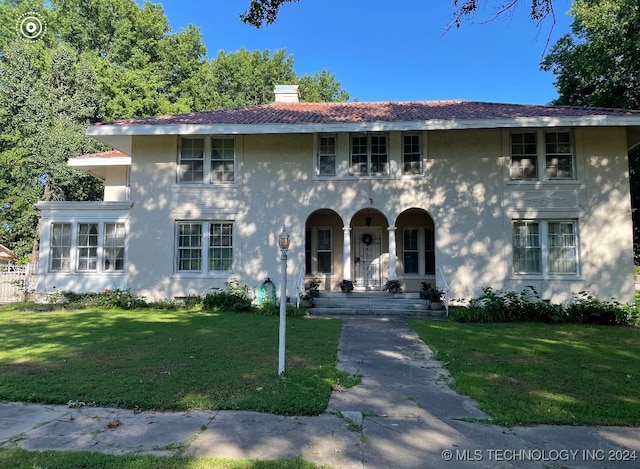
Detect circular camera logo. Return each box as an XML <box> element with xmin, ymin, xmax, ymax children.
<box><xmin>16</xmin><ymin>12</ymin><xmax>47</xmax><ymax>42</ymax></box>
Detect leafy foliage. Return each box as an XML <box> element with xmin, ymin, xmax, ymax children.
<box><xmin>0</xmin><ymin>0</ymin><xmax>349</xmax><ymax>263</ymax></box>
<box><xmin>450</xmin><ymin>286</ymin><xmax>639</xmax><ymax>325</ymax></box>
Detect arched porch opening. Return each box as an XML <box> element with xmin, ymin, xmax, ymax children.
<box><xmin>304</xmin><ymin>209</ymin><xmax>344</xmax><ymax>291</ymax></box>
<box><xmin>396</xmin><ymin>208</ymin><xmax>436</xmax><ymax>292</ymax></box>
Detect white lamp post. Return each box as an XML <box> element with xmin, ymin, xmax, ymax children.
<box><xmin>277</xmin><ymin>226</ymin><xmax>290</xmax><ymax>375</ymax></box>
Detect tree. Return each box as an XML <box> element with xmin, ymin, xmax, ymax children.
<box><xmin>542</xmin><ymin>0</ymin><xmax>640</xmax><ymax>261</ymax></box>
<box><xmin>240</xmin><ymin>0</ymin><xmax>556</xmax><ymax>28</ymax></box>
<box><xmin>541</xmin><ymin>0</ymin><xmax>640</xmax><ymax>109</ymax></box>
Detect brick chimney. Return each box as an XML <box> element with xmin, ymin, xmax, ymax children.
<box><xmin>274</xmin><ymin>85</ymin><xmax>300</xmax><ymax>103</ymax></box>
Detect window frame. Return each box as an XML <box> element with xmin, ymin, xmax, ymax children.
<box><xmin>178</xmin><ymin>136</ymin><xmax>236</xmax><ymax>185</ymax></box>
<box><xmin>317</xmin><ymin>134</ymin><xmax>337</xmax><ymax>176</ymax></box>
<box><xmin>402</xmin><ymin>133</ymin><xmax>422</xmax><ymax>175</ymax></box>
<box><xmin>509</xmin><ymin>129</ymin><xmax>575</xmax><ymax>181</ymax></box>
<box><xmin>305</xmin><ymin>227</ymin><xmax>333</xmax><ymax>275</ymax></box>
<box><xmin>350</xmin><ymin>133</ymin><xmax>389</xmax><ymax>177</ymax></box>
<box><xmin>103</xmin><ymin>223</ymin><xmax>126</xmax><ymax>272</ymax></box>
<box><xmin>512</xmin><ymin>219</ymin><xmax>579</xmax><ymax>276</ymax></box>
<box><xmin>50</xmin><ymin>223</ymin><xmax>72</xmax><ymax>272</ymax></box>
<box><xmin>175</xmin><ymin>221</ymin><xmax>235</xmax><ymax>275</ymax></box>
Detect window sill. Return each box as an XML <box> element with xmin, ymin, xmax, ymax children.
<box><xmin>506</xmin><ymin>180</ymin><xmax>581</xmax><ymax>187</ymax></box>
<box><xmin>172</xmin><ymin>272</ymin><xmax>233</xmax><ymax>278</ymax></box>
<box><xmin>509</xmin><ymin>275</ymin><xmax>584</xmax><ymax>281</ymax></box>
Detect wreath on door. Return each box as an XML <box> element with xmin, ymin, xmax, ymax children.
<box><xmin>361</xmin><ymin>233</ymin><xmax>373</xmax><ymax>246</ymax></box>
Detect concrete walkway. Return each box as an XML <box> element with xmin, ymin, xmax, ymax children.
<box><xmin>1</xmin><ymin>316</ymin><xmax>639</xmax><ymax>468</ymax></box>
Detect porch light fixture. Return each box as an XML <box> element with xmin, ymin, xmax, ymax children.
<box><xmin>277</xmin><ymin>226</ymin><xmax>290</xmax><ymax>375</ymax></box>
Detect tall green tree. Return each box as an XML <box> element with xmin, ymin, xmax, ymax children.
<box><xmin>541</xmin><ymin>0</ymin><xmax>640</xmax><ymax>109</ymax></box>
<box><xmin>0</xmin><ymin>41</ymin><xmax>103</xmax><ymax>260</ymax></box>
<box><xmin>542</xmin><ymin>0</ymin><xmax>640</xmax><ymax>261</ymax></box>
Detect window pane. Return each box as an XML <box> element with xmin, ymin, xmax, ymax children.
<box><xmin>77</xmin><ymin>223</ymin><xmax>98</xmax><ymax>271</ymax></box>
<box><xmin>403</xmin><ymin>134</ymin><xmax>421</xmax><ymax>174</ymax></box>
<box><xmin>425</xmin><ymin>227</ymin><xmax>435</xmax><ymax>275</ymax></box>
<box><xmin>316</xmin><ymin>229</ymin><xmax>332</xmax><ymax>274</ymax></box>
<box><xmin>403</xmin><ymin>228</ymin><xmax>419</xmax><ymax>274</ymax></box>
<box><xmin>545</xmin><ymin>132</ymin><xmax>573</xmax><ymax>179</ymax></box>
<box><xmin>371</xmin><ymin>135</ymin><xmax>388</xmax><ymax>174</ymax></box>
<box><xmin>50</xmin><ymin>223</ymin><xmax>71</xmax><ymax>272</ymax></box>
<box><xmin>211</xmin><ymin>138</ymin><xmax>235</xmax><ymax>183</ymax></box>
<box><xmin>510</xmin><ymin>132</ymin><xmax>537</xmax><ymax>180</ymax></box>
<box><xmin>548</xmin><ymin>222</ymin><xmax>577</xmax><ymax>273</ymax></box>
<box><xmin>177</xmin><ymin>223</ymin><xmax>202</xmax><ymax>271</ymax></box>
<box><xmin>318</xmin><ymin>136</ymin><xmax>336</xmax><ymax>175</ymax></box>
<box><xmin>209</xmin><ymin>223</ymin><xmax>233</xmax><ymax>271</ymax></box>
<box><xmin>513</xmin><ymin>221</ymin><xmax>541</xmax><ymax>273</ymax></box>
<box><xmin>351</xmin><ymin>136</ymin><xmax>368</xmax><ymax>175</ymax></box>
<box><xmin>179</xmin><ymin>138</ymin><xmax>204</xmax><ymax>182</ymax></box>
<box><xmin>104</xmin><ymin>223</ymin><xmax>125</xmax><ymax>271</ymax></box>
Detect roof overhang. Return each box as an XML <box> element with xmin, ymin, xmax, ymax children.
<box><xmin>68</xmin><ymin>153</ymin><xmax>131</xmax><ymax>180</ymax></box>
<box><xmin>87</xmin><ymin>115</ymin><xmax>640</xmax><ymax>139</ymax></box>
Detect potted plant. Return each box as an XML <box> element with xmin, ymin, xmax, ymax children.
<box><xmin>336</xmin><ymin>279</ymin><xmax>354</xmax><ymax>293</ymax></box>
<box><xmin>419</xmin><ymin>281</ymin><xmax>431</xmax><ymax>300</ymax></box>
<box><xmin>383</xmin><ymin>279</ymin><xmax>402</xmax><ymax>294</ymax></box>
<box><xmin>305</xmin><ymin>277</ymin><xmax>320</xmax><ymax>298</ymax></box>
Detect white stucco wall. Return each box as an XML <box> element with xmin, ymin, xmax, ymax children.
<box><xmin>37</xmin><ymin>125</ymin><xmax>635</xmax><ymax>304</ymax></box>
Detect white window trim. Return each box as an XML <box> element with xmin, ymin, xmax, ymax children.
<box><xmin>507</xmin><ymin>129</ymin><xmax>577</xmax><ymax>183</ymax></box>
<box><xmin>402</xmin><ymin>132</ymin><xmax>423</xmax><ymax>176</ymax></box>
<box><xmin>178</xmin><ymin>136</ymin><xmax>236</xmax><ymax>186</ymax></box>
<box><xmin>49</xmin><ymin>221</ymin><xmax>127</xmax><ymax>274</ymax></box>
<box><xmin>349</xmin><ymin>133</ymin><xmax>389</xmax><ymax>177</ymax></box>
<box><xmin>511</xmin><ymin>219</ymin><xmax>580</xmax><ymax>278</ymax></box>
<box><xmin>316</xmin><ymin>134</ymin><xmax>337</xmax><ymax>177</ymax></box>
<box><xmin>174</xmin><ymin>221</ymin><xmax>235</xmax><ymax>276</ymax></box>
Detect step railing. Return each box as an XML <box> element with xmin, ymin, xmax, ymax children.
<box><xmin>438</xmin><ymin>267</ymin><xmax>450</xmax><ymax>315</ymax></box>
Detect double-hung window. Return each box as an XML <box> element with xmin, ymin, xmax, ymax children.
<box><xmin>176</xmin><ymin>221</ymin><xmax>234</xmax><ymax>274</ymax></box>
<box><xmin>403</xmin><ymin>133</ymin><xmax>422</xmax><ymax>175</ymax></box>
<box><xmin>77</xmin><ymin>223</ymin><xmax>99</xmax><ymax>271</ymax></box>
<box><xmin>317</xmin><ymin>135</ymin><xmax>336</xmax><ymax>176</ymax></box>
<box><xmin>179</xmin><ymin>137</ymin><xmax>235</xmax><ymax>184</ymax></box>
<box><xmin>401</xmin><ymin>227</ymin><xmax>435</xmax><ymax>275</ymax></box>
<box><xmin>403</xmin><ymin>228</ymin><xmax>419</xmax><ymax>274</ymax></box>
<box><xmin>50</xmin><ymin>223</ymin><xmax>71</xmax><ymax>272</ymax></box>
<box><xmin>305</xmin><ymin>227</ymin><xmax>333</xmax><ymax>274</ymax></box>
<box><xmin>178</xmin><ymin>138</ymin><xmax>205</xmax><ymax>183</ymax></box>
<box><xmin>512</xmin><ymin>220</ymin><xmax>578</xmax><ymax>275</ymax></box>
<box><xmin>510</xmin><ymin>130</ymin><xmax>574</xmax><ymax>181</ymax></box>
<box><xmin>104</xmin><ymin>223</ymin><xmax>126</xmax><ymax>271</ymax></box>
<box><xmin>350</xmin><ymin>134</ymin><xmax>388</xmax><ymax>176</ymax></box>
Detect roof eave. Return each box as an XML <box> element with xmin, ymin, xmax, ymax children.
<box><xmin>86</xmin><ymin>115</ymin><xmax>640</xmax><ymax>137</ymax></box>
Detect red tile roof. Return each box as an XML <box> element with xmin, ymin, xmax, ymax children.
<box><xmin>95</xmin><ymin>101</ymin><xmax>640</xmax><ymax>127</ymax></box>
<box><xmin>73</xmin><ymin>150</ymin><xmax>128</xmax><ymax>159</ymax></box>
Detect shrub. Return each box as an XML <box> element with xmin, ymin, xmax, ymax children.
<box><xmin>202</xmin><ymin>278</ymin><xmax>252</xmax><ymax>311</ymax></box>
<box><xmin>452</xmin><ymin>287</ymin><xmax>634</xmax><ymax>325</ymax></box>
<box><xmin>96</xmin><ymin>289</ymin><xmax>147</xmax><ymax>309</ymax></box>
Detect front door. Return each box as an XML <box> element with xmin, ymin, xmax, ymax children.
<box><xmin>353</xmin><ymin>227</ymin><xmax>382</xmax><ymax>290</ymax></box>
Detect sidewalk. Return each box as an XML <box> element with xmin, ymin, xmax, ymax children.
<box><xmin>1</xmin><ymin>316</ymin><xmax>639</xmax><ymax>468</ymax></box>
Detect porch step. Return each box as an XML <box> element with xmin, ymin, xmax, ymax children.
<box><xmin>309</xmin><ymin>292</ymin><xmax>446</xmax><ymax>318</ymax></box>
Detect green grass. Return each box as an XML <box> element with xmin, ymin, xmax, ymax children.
<box><xmin>409</xmin><ymin>320</ymin><xmax>640</xmax><ymax>426</ymax></box>
<box><xmin>0</xmin><ymin>448</ymin><xmax>319</xmax><ymax>469</ymax></box>
<box><xmin>0</xmin><ymin>305</ymin><xmax>358</xmax><ymax>415</ymax></box>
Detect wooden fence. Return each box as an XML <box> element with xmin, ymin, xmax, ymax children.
<box><xmin>0</xmin><ymin>264</ymin><xmax>30</xmax><ymax>303</ymax></box>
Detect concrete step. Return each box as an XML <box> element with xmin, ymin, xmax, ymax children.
<box><xmin>308</xmin><ymin>292</ymin><xmax>446</xmax><ymax>318</ymax></box>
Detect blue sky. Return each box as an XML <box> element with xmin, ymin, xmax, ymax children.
<box><xmin>157</xmin><ymin>0</ymin><xmax>574</xmax><ymax>105</ymax></box>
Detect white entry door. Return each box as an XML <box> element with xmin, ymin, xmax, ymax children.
<box><xmin>353</xmin><ymin>227</ymin><xmax>382</xmax><ymax>290</ymax></box>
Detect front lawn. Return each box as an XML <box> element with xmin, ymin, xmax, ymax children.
<box><xmin>0</xmin><ymin>306</ymin><xmax>357</xmax><ymax>415</ymax></box>
<box><xmin>409</xmin><ymin>321</ymin><xmax>640</xmax><ymax>426</ymax></box>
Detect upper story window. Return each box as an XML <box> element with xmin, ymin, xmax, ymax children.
<box><xmin>510</xmin><ymin>130</ymin><xmax>574</xmax><ymax>181</ymax></box>
<box><xmin>350</xmin><ymin>134</ymin><xmax>388</xmax><ymax>176</ymax></box>
<box><xmin>403</xmin><ymin>133</ymin><xmax>422</xmax><ymax>175</ymax></box>
<box><xmin>178</xmin><ymin>137</ymin><xmax>235</xmax><ymax>184</ymax></box>
<box><xmin>317</xmin><ymin>135</ymin><xmax>336</xmax><ymax>176</ymax></box>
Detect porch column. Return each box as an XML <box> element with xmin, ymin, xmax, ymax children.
<box><xmin>342</xmin><ymin>227</ymin><xmax>351</xmax><ymax>280</ymax></box>
<box><xmin>387</xmin><ymin>227</ymin><xmax>397</xmax><ymax>281</ymax></box>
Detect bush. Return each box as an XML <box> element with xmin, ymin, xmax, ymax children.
<box><xmin>450</xmin><ymin>287</ymin><xmax>632</xmax><ymax>325</ymax></box>
<box><xmin>202</xmin><ymin>278</ymin><xmax>252</xmax><ymax>311</ymax></box>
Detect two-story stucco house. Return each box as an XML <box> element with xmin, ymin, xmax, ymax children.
<box><xmin>35</xmin><ymin>85</ymin><xmax>640</xmax><ymax>304</ymax></box>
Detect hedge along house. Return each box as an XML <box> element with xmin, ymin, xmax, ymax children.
<box><xmin>35</xmin><ymin>85</ymin><xmax>640</xmax><ymax>303</ymax></box>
